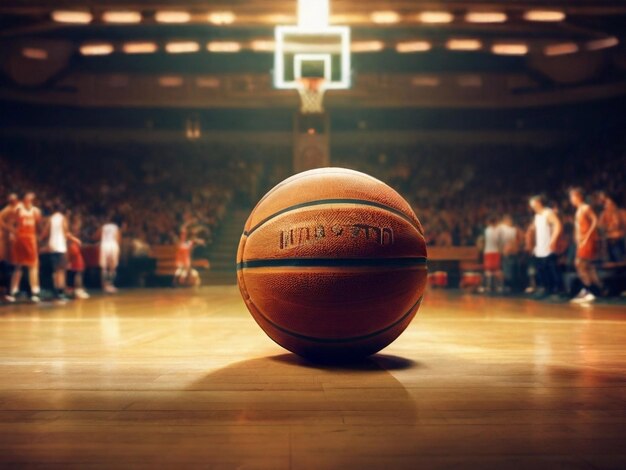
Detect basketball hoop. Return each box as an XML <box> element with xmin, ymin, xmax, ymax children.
<box><xmin>297</xmin><ymin>77</ymin><xmax>326</xmax><ymax>114</ymax></box>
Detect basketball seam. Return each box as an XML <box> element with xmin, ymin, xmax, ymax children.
<box><xmin>247</xmin><ymin>295</ymin><xmax>423</xmax><ymax>344</ymax></box>
<box><xmin>237</xmin><ymin>257</ymin><xmax>427</xmax><ymax>270</ymax></box>
<box><xmin>243</xmin><ymin>198</ymin><xmax>422</xmax><ymax>237</ymax></box>
<box><xmin>252</xmin><ymin>168</ymin><xmax>383</xmax><ymax>209</ymax></box>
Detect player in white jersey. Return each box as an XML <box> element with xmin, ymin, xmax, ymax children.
<box><xmin>98</xmin><ymin>217</ymin><xmax>121</xmax><ymax>293</ymax></box>
<box><xmin>481</xmin><ymin>216</ymin><xmax>503</xmax><ymax>293</ymax></box>
<box><xmin>528</xmin><ymin>195</ymin><xmax>563</xmax><ymax>297</ymax></box>
<box><xmin>41</xmin><ymin>203</ymin><xmax>80</xmax><ymax>300</ymax></box>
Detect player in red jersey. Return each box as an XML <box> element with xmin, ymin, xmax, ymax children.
<box><xmin>174</xmin><ymin>226</ymin><xmax>204</xmax><ymax>287</ymax></box>
<box><xmin>5</xmin><ymin>193</ymin><xmax>42</xmax><ymax>303</ymax></box>
<box><xmin>0</xmin><ymin>193</ymin><xmax>20</xmax><ymax>297</ymax></box>
<box><xmin>598</xmin><ymin>192</ymin><xmax>626</xmax><ymax>262</ymax></box>
<box><xmin>569</xmin><ymin>188</ymin><xmax>604</xmax><ymax>304</ymax></box>
<box><xmin>67</xmin><ymin>214</ymin><xmax>89</xmax><ymax>299</ymax></box>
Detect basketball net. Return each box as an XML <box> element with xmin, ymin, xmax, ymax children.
<box><xmin>297</xmin><ymin>77</ymin><xmax>326</xmax><ymax>114</ymax></box>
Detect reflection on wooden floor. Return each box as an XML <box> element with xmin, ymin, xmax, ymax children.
<box><xmin>0</xmin><ymin>287</ymin><xmax>624</xmax><ymax>469</ymax></box>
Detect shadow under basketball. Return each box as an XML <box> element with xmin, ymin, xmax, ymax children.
<box><xmin>267</xmin><ymin>351</ymin><xmax>418</xmax><ymax>370</ymax></box>
<box><xmin>182</xmin><ymin>353</ymin><xmax>420</xmax><ymax>467</ymax></box>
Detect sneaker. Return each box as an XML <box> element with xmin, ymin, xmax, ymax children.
<box><xmin>4</xmin><ymin>294</ymin><xmax>16</xmax><ymax>303</ymax></box>
<box><xmin>580</xmin><ymin>292</ymin><xmax>596</xmax><ymax>303</ymax></box>
<box><xmin>30</xmin><ymin>295</ymin><xmax>41</xmax><ymax>303</ymax></box>
<box><xmin>53</xmin><ymin>295</ymin><xmax>68</xmax><ymax>304</ymax></box>
<box><xmin>75</xmin><ymin>289</ymin><xmax>90</xmax><ymax>299</ymax></box>
<box><xmin>570</xmin><ymin>289</ymin><xmax>588</xmax><ymax>303</ymax></box>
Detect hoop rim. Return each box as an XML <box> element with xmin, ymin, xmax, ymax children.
<box><xmin>297</xmin><ymin>76</ymin><xmax>327</xmax><ymax>92</ymax></box>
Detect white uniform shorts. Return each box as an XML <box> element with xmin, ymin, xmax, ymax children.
<box><xmin>100</xmin><ymin>242</ymin><xmax>120</xmax><ymax>269</ymax></box>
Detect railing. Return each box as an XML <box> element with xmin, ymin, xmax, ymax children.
<box><xmin>427</xmin><ymin>246</ymin><xmax>479</xmax><ymax>262</ymax></box>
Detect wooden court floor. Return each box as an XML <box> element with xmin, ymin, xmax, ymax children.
<box><xmin>0</xmin><ymin>287</ymin><xmax>624</xmax><ymax>469</ymax></box>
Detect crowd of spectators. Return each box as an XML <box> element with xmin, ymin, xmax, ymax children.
<box><xmin>334</xmin><ymin>137</ymin><xmax>626</xmax><ymax>255</ymax></box>
<box><xmin>331</xmin><ymin>137</ymin><xmax>625</xmax><ymax>299</ymax></box>
<box><xmin>0</xmin><ymin>142</ymin><xmax>242</xmax><ymax>257</ymax></box>
<box><xmin>1</xmin><ymin>136</ymin><xmax>624</xmax><ymax>275</ymax></box>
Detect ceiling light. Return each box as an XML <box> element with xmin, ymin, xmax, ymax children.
<box><xmin>102</xmin><ymin>11</ymin><xmax>142</xmax><ymax>24</ymax></box>
<box><xmin>446</xmin><ymin>39</ymin><xmax>482</xmax><ymax>51</ymax></box>
<box><xmin>196</xmin><ymin>77</ymin><xmax>221</xmax><ymax>88</ymax></box>
<box><xmin>524</xmin><ymin>10</ymin><xmax>566</xmax><ymax>22</ymax></box>
<box><xmin>123</xmin><ymin>42</ymin><xmax>158</xmax><ymax>54</ymax></box>
<box><xmin>411</xmin><ymin>76</ymin><xmax>439</xmax><ymax>87</ymax></box>
<box><xmin>418</xmin><ymin>12</ymin><xmax>453</xmax><ymax>24</ymax></box>
<box><xmin>80</xmin><ymin>43</ymin><xmax>114</xmax><ymax>56</ymax></box>
<box><xmin>208</xmin><ymin>11</ymin><xmax>236</xmax><ymax>25</ymax></box>
<box><xmin>331</xmin><ymin>14</ymin><xmax>368</xmax><ymax>24</ymax></box>
<box><xmin>155</xmin><ymin>11</ymin><xmax>191</xmax><ymax>24</ymax></box>
<box><xmin>396</xmin><ymin>41</ymin><xmax>431</xmax><ymax>53</ymax></box>
<box><xmin>298</xmin><ymin>0</ymin><xmax>329</xmax><ymax>28</ymax></box>
<box><xmin>22</xmin><ymin>47</ymin><xmax>48</xmax><ymax>60</ymax></box>
<box><xmin>262</xmin><ymin>14</ymin><xmax>295</xmax><ymax>24</ymax></box>
<box><xmin>159</xmin><ymin>76</ymin><xmax>183</xmax><ymax>87</ymax></box>
<box><xmin>544</xmin><ymin>42</ymin><xmax>578</xmax><ymax>56</ymax></box>
<box><xmin>250</xmin><ymin>40</ymin><xmax>275</xmax><ymax>52</ymax></box>
<box><xmin>587</xmin><ymin>37</ymin><xmax>619</xmax><ymax>51</ymax></box>
<box><xmin>207</xmin><ymin>41</ymin><xmax>241</xmax><ymax>53</ymax></box>
<box><xmin>491</xmin><ymin>43</ymin><xmax>528</xmax><ymax>56</ymax></box>
<box><xmin>351</xmin><ymin>41</ymin><xmax>384</xmax><ymax>52</ymax></box>
<box><xmin>165</xmin><ymin>41</ymin><xmax>200</xmax><ymax>54</ymax></box>
<box><xmin>371</xmin><ymin>11</ymin><xmax>400</xmax><ymax>24</ymax></box>
<box><xmin>465</xmin><ymin>12</ymin><xmax>507</xmax><ymax>23</ymax></box>
<box><xmin>51</xmin><ymin>10</ymin><xmax>93</xmax><ymax>24</ymax></box>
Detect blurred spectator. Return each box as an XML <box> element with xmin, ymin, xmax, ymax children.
<box><xmin>499</xmin><ymin>215</ymin><xmax>524</xmax><ymax>293</ymax></box>
<box><xmin>598</xmin><ymin>192</ymin><xmax>626</xmax><ymax>262</ymax></box>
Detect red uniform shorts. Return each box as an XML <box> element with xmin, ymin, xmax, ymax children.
<box><xmin>68</xmin><ymin>242</ymin><xmax>85</xmax><ymax>272</ymax></box>
<box><xmin>577</xmin><ymin>237</ymin><xmax>598</xmax><ymax>260</ymax></box>
<box><xmin>12</xmin><ymin>235</ymin><xmax>38</xmax><ymax>267</ymax></box>
<box><xmin>484</xmin><ymin>252</ymin><xmax>502</xmax><ymax>272</ymax></box>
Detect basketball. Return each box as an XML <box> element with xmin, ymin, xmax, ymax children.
<box><xmin>237</xmin><ymin>167</ymin><xmax>427</xmax><ymax>359</ymax></box>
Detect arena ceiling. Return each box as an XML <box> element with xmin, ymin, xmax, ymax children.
<box><xmin>0</xmin><ymin>1</ymin><xmax>625</xmax><ymax>109</ymax></box>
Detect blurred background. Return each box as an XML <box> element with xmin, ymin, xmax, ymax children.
<box><xmin>0</xmin><ymin>0</ymin><xmax>624</xmax><ymax>291</ymax></box>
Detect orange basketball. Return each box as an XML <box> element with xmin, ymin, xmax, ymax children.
<box><xmin>237</xmin><ymin>168</ymin><xmax>427</xmax><ymax>360</ymax></box>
